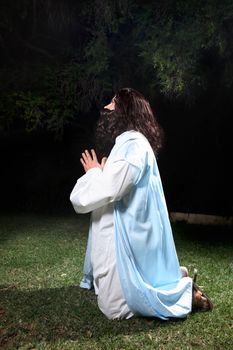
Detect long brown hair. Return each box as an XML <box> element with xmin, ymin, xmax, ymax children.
<box><xmin>95</xmin><ymin>88</ymin><xmax>163</xmax><ymax>158</ymax></box>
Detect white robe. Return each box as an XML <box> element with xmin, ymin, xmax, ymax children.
<box><xmin>70</xmin><ymin>130</ymin><xmax>192</xmax><ymax>320</ymax></box>
<box><xmin>70</xmin><ymin>159</ymin><xmax>136</xmax><ymax>319</ymax></box>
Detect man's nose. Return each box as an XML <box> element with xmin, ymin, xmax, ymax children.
<box><xmin>104</xmin><ymin>102</ymin><xmax>114</xmax><ymax>110</ymax></box>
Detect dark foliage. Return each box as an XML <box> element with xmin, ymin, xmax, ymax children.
<box><xmin>0</xmin><ymin>0</ymin><xmax>232</xmax><ymax>214</ymax></box>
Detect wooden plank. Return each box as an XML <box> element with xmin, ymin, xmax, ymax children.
<box><xmin>169</xmin><ymin>212</ymin><xmax>233</xmax><ymax>226</ymax></box>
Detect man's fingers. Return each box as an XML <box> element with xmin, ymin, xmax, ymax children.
<box><xmin>80</xmin><ymin>158</ymin><xmax>86</xmax><ymax>167</ymax></box>
<box><xmin>81</xmin><ymin>149</ymin><xmax>101</xmax><ymax>172</ymax></box>
<box><xmin>85</xmin><ymin>150</ymin><xmax>91</xmax><ymax>159</ymax></box>
<box><xmin>91</xmin><ymin>149</ymin><xmax>97</xmax><ymax>161</ymax></box>
<box><xmin>82</xmin><ymin>152</ymin><xmax>88</xmax><ymax>162</ymax></box>
<box><xmin>80</xmin><ymin>158</ymin><xmax>88</xmax><ymax>172</ymax></box>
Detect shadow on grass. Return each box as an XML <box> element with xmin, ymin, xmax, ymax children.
<box><xmin>0</xmin><ymin>284</ymin><xmax>182</xmax><ymax>348</ymax></box>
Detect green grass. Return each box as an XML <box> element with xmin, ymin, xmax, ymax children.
<box><xmin>0</xmin><ymin>213</ymin><xmax>232</xmax><ymax>350</ymax></box>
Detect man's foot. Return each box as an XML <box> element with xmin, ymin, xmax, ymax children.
<box><xmin>180</xmin><ymin>266</ymin><xmax>189</xmax><ymax>277</ymax></box>
<box><xmin>192</xmin><ymin>270</ymin><xmax>213</xmax><ymax>312</ymax></box>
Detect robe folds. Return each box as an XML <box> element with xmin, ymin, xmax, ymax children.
<box><xmin>71</xmin><ymin>130</ymin><xmax>193</xmax><ymax>320</ymax></box>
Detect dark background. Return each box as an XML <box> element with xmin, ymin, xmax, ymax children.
<box><xmin>0</xmin><ymin>0</ymin><xmax>232</xmax><ymax>216</ymax></box>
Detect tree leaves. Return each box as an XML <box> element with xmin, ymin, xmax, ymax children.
<box><xmin>0</xmin><ymin>0</ymin><xmax>233</xmax><ymax>134</ymax></box>
<box><xmin>136</xmin><ymin>1</ymin><xmax>233</xmax><ymax>99</ymax></box>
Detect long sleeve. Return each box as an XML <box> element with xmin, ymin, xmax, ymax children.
<box><xmin>70</xmin><ymin>160</ymin><xmax>138</xmax><ymax>214</ymax></box>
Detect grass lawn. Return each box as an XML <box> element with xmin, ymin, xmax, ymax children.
<box><xmin>0</xmin><ymin>213</ymin><xmax>232</xmax><ymax>350</ymax></box>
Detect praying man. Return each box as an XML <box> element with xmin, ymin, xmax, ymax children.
<box><xmin>70</xmin><ymin>88</ymin><xmax>213</xmax><ymax>320</ymax></box>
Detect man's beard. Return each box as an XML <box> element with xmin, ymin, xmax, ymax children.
<box><xmin>95</xmin><ymin>108</ymin><xmax>128</xmax><ymax>160</ymax></box>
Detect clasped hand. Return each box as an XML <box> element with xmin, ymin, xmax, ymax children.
<box><xmin>80</xmin><ymin>149</ymin><xmax>107</xmax><ymax>173</ymax></box>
